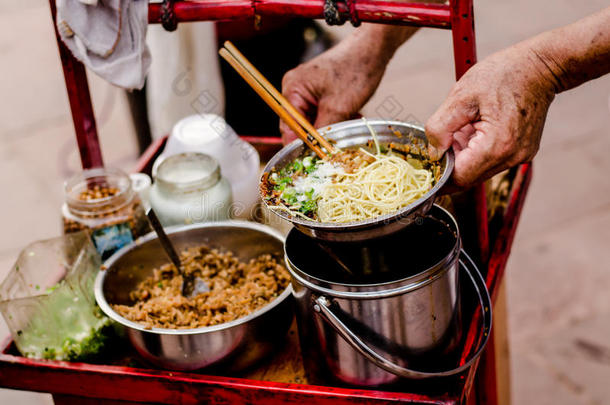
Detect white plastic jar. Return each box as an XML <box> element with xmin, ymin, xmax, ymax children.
<box><xmin>149</xmin><ymin>153</ymin><xmax>233</xmax><ymax>226</ymax></box>
<box><xmin>152</xmin><ymin>114</ymin><xmax>260</xmax><ymax>219</ymax></box>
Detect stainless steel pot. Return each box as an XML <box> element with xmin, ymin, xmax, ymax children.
<box><xmin>95</xmin><ymin>221</ymin><xmax>294</xmax><ymax>371</ymax></box>
<box><xmin>285</xmin><ymin>205</ymin><xmax>491</xmax><ymax>386</ymax></box>
<box><xmin>262</xmin><ymin>119</ymin><xmax>454</xmax><ymax>242</ymax></box>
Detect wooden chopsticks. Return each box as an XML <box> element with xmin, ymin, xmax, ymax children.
<box><xmin>219</xmin><ymin>41</ymin><xmax>336</xmax><ymax>159</ymax></box>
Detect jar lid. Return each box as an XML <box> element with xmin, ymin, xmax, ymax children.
<box><xmin>155</xmin><ymin>152</ymin><xmax>222</xmax><ymax>192</ymax></box>
<box><xmin>171</xmin><ymin>114</ymin><xmax>238</xmax><ymax>148</ymax></box>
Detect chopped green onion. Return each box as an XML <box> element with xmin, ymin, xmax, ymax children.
<box><xmin>305</xmin><ymin>165</ymin><xmax>316</xmax><ymax>174</ymax></box>
<box><xmin>299</xmin><ymin>199</ymin><xmax>317</xmax><ymax>214</ymax></box>
<box><xmin>292</xmin><ymin>160</ymin><xmax>304</xmax><ymax>172</ymax></box>
<box><xmin>274</xmin><ymin>176</ymin><xmax>293</xmax><ymax>191</ymax></box>
<box><xmin>303</xmin><ymin>156</ymin><xmax>314</xmax><ymax>167</ymax></box>
<box><xmin>281</xmin><ymin>188</ymin><xmax>298</xmax><ymax>205</ymax></box>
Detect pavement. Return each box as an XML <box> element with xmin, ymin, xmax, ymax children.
<box><xmin>0</xmin><ymin>0</ymin><xmax>609</xmax><ymax>404</ymax></box>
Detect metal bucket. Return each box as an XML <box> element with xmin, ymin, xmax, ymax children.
<box><xmin>285</xmin><ymin>205</ymin><xmax>491</xmax><ymax>386</ymax></box>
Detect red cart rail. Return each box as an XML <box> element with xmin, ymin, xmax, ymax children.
<box><xmin>0</xmin><ymin>1</ymin><xmax>533</xmax><ymax>404</ymax></box>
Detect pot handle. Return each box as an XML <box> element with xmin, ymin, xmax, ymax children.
<box><xmin>313</xmin><ymin>249</ymin><xmax>492</xmax><ymax>379</ymax></box>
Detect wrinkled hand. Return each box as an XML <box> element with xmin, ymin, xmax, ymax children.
<box><xmin>280</xmin><ymin>25</ymin><xmax>417</xmax><ymax>144</ymax></box>
<box><xmin>280</xmin><ymin>50</ymin><xmax>385</xmax><ymax>144</ymax></box>
<box><xmin>426</xmin><ymin>46</ymin><xmax>557</xmax><ymax>188</ymax></box>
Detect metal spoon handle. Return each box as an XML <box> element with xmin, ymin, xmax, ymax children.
<box><xmin>146</xmin><ymin>209</ymin><xmax>182</xmax><ymax>270</ymax></box>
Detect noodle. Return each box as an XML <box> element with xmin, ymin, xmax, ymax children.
<box><xmin>316</xmin><ymin>119</ymin><xmax>433</xmax><ymax>223</ymax></box>
<box><xmin>261</xmin><ymin>118</ymin><xmax>436</xmax><ymax>223</ymax></box>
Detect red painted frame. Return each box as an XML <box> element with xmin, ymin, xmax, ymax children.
<box><xmin>148</xmin><ymin>0</ymin><xmax>452</xmax><ymax>28</ymax></box>
<box><xmin>49</xmin><ymin>0</ymin><xmax>103</xmax><ymax>169</ymax></box>
<box><xmin>1</xmin><ymin>1</ymin><xmax>533</xmax><ymax>404</ymax></box>
<box><xmin>0</xmin><ymin>338</ymin><xmax>452</xmax><ymax>405</ymax></box>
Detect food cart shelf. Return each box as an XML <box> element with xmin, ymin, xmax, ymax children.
<box><xmin>0</xmin><ymin>137</ymin><xmax>532</xmax><ymax>404</ymax></box>
<box><xmin>0</xmin><ymin>0</ymin><xmax>534</xmax><ymax>403</ymax></box>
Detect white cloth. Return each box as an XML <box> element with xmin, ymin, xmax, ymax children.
<box><xmin>56</xmin><ymin>0</ymin><xmax>150</xmax><ymax>90</ymax></box>
<box><xmin>146</xmin><ymin>22</ymin><xmax>225</xmax><ymax>139</ymax></box>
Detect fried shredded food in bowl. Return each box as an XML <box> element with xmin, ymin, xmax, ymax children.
<box><xmin>112</xmin><ymin>246</ymin><xmax>291</xmax><ymax>329</ymax></box>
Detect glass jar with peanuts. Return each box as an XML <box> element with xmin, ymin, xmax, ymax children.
<box><xmin>61</xmin><ymin>168</ymin><xmax>150</xmax><ymax>260</ymax></box>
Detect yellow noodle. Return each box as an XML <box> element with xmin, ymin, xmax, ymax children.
<box><xmin>317</xmin><ymin>119</ymin><xmax>433</xmax><ymax>223</ymax></box>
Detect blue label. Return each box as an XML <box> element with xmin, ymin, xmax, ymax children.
<box><xmin>91</xmin><ymin>223</ymin><xmax>134</xmax><ymax>260</ymax></box>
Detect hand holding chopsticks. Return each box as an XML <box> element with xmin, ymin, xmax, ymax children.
<box><xmin>219</xmin><ymin>41</ymin><xmax>337</xmax><ymax>159</ymax></box>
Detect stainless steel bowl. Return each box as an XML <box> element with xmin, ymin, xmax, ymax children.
<box><xmin>261</xmin><ymin>119</ymin><xmax>454</xmax><ymax>242</ymax></box>
<box><xmin>94</xmin><ymin>221</ymin><xmax>294</xmax><ymax>371</ymax></box>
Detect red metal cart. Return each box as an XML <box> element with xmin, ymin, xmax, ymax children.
<box><xmin>0</xmin><ymin>1</ymin><xmax>533</xmax><ymax>404</ymax></box>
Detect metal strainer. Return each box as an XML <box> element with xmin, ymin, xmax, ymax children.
<box><xmin>261</xmin><ymin>119</ymin><xmax>454</xmax><ymax>242</ymax></box>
